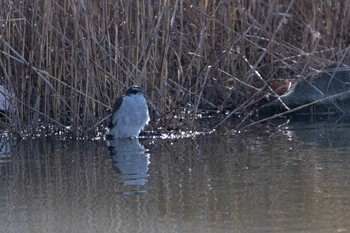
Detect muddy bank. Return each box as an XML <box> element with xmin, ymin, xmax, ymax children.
<box><xmin>259</xmin><ymin>63</ymin><xmax>350</xmax><ymax>117</ymax></box>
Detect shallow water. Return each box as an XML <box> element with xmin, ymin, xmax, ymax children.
<box><xmin>0</xmin><ymin>120</ymin><xmax>350</xmax><ymax>233</ymax></box>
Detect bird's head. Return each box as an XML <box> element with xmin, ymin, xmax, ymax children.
<box><xmin>126</xmin><ymin>86</ymin><xmax>144</xmax><ymax>96</ymax></box>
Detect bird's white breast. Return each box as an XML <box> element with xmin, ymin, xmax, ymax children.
<box><xmin>109</xmin><ymin>94</ymin><xmax>149</xmax><ymax>138</ymax></box>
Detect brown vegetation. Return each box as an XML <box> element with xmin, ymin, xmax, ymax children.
<box><xmin>0</xmin><ymin>0</ymin><xmax>350</xmax><ymax>137</ymax></box>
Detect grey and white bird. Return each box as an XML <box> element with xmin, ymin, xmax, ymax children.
<box><xmin>106</xmin><ymin>86</ymin><xmax>149</xmax><ymax>139</ymax></box>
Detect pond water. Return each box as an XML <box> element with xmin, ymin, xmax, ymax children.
<box><xmin>0</xmin><ymin>119</ymin><xmax>350</xmax><ymax>233</ymax></box>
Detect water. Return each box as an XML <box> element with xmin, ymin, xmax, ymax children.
<box><xmin>0</xmin><ymin>120</ymin><xmax>350</xmax><ymax>233</ymax></box>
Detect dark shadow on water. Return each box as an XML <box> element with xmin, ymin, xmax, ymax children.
<box><xmin>268</xmin><ymin>114</ymin><xmax>350</xmax><ymax>148</ymax></box>
<box><xmin>106</xmin><ymin>138</ymin><xmax>150</xmax><ymax>195</ymax></box>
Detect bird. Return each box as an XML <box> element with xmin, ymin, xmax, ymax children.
<box><xmin>106</xmin><ymin>85</ymin><xmax>149</xmax><ymax>139</ymax></box>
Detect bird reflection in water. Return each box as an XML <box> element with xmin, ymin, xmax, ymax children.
<box><xmin>107</xmin><ymin>138</ymin><xmax>150</xmax><ymax>195</ymax></box>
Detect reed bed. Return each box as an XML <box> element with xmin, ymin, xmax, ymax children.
<box><xmin>0</xmin><ymin>0</ymin><xmax>350</xmax><ymax>137</ymax></box>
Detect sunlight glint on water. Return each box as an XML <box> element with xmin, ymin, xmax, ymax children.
<box><xmin>0</xmin><ymin>121</ymin><xmax>350</xmax><ymax>233</ymax></box>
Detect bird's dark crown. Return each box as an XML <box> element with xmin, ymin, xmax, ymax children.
<box><xmin>126</xmin><ymin>86</ymin><xmax>144</xmax><ymax>96</ymax></box>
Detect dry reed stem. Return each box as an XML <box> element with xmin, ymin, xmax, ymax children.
<box><xmin>0</xmin><ymin>0</ymin><xmax>350</xmax><ymax>136</ymax></box>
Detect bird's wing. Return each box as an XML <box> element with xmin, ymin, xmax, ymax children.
<box><xmin>109</xmin><ymin>96</ymin><xmax>123</xmax><ymax>128</ymax></box>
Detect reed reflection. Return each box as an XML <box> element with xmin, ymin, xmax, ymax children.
<box><xmin>0</xmin><ymin>139</ymin><xmax>14</xmax><ymax>164</ymax></box>
<box><xmin>106</xmin><ymin>138</ymin><xmax>150</xmax><ymax>194</ymax></box>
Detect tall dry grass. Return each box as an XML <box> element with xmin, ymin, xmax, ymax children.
<box><xmin>0</xmin><ymin>0</ymin><xmax>350</xmax><ymax>137</ymax></box>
